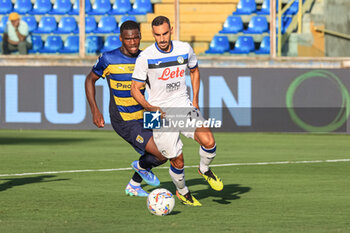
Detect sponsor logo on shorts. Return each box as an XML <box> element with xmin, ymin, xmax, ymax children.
<box><xmin>166</xmin><ymin>81</ymin><xmax>180</xmax><ymax>92</ymax></box>
<box><xmin>143</xmin><ymin>111</ymin><xmax>161</xmax><ymax>129</ymax></box>
<box><xmin>136</xmin><ymin>135</ymin><xmax>144</xmax><ymax>144</ymax></box>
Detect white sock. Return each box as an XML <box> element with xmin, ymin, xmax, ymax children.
<box><xmin>129</xmin><ymin>179</ymin><xmax>141</xmax><ymax>187</ymax></box>
<box><xmin>169</xmin><ymin>165</ymin><xmax>188</xmax><ymax>195</ymax></box>
<box><xmin>199</xmin><ymin>144</ymin><xmax>216</xmax><ymax>174</ymax></box>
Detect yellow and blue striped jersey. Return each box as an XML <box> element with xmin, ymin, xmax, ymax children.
<box><xmin>92</xmin><ymin>48</ymin><xmax>145</xmax><ymax>122</ymax></box>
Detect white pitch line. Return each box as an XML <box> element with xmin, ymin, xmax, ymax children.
<box><xmin>0</xmin><ymin>159</ymin><xmax>350</xmax><ymax>178</ymax></box>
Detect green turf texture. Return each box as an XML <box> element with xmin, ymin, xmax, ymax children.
<box><xmin>0</xmin><ymin>130</ymin><xmax>349</xmax><ymax>233</ymax></box>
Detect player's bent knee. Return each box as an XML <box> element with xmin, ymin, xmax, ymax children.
<box><xmin>170</xmin><ymin>157</ymin><xmax>184</xmax><ymax>169</ymax></box>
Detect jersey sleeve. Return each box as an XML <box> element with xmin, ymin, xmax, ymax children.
<box><xmin>92</xmin><ymin>54</ymin><xmax>108</xmax><ymax>78</ymax></box>
<box><xmin>187</xmin><ymin>44</ymin><xmax>198</xmax><ymax>69</ymax></box>
<box><xmin>132</xmin><ymin>53</ymin><xmax>148</xmax><ymax>83</ymax></box>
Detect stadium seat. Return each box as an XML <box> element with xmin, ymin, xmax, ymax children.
<box><xmin>22</xmin><ymin>16</ymin><xmax>37</xmax><ymax>32</ymax></box>
<box><xmin>219</xmin><ymin>16</ymin><xmax>243</xmax><ymax>34</ymax></box>
<box><xmin>94</xmin><ymin>16</ymin><xmax>119</xmax><ymax>33</ymax></box>
<box><xmin>85</xmin><ymin>16</ymin><xmax>97</xmax><ymax>33</ymax></box>
<box><xmin>255</xmin><ymin>36</ymin><xmax>270</xmax><ymax>54</ymax></box>
<box><xmin>14</xmin><ymin>0</ymin><xmax>33</xmax><ymax>14</ymax></box>
<box><xmin>283</xmin><ymin>0</ymin><xmax>304</xmax><ymax>15</ymax></box>
<box><xmin>86</xmin><ymin>35</ymin><xmax>103</xmax><ymax>54</ymax></box>
<box><xmin>28</xmin><ymin>35</ymin><xmax>43</xmax><ymax>54</ymax></box>
<box><xmin>205</xmin><ymin>35</ymin><xmax>230</xmax><ymax>54</ymax></box>
<box><xmin>59</xmin><ymin>35</ymin><xmax>79</xmax><ymax>53</ymax></box>
<box><xmin>230</xmin><ymin>36</ymin><xmax>255</xmax><ymax>54</ymax></box>
<box><xmin>39</xmin><ymin>35</ymin><xmax>63</xmax><ymax>53</ymax></box>
<box><xmin>70</xmin><ymin>0</ymin><xmax>92</xmax><ymax>15</ymax></box>
<box><xmin>233</xmin><ymin>0</ymin><xmax>256</xmax><ymax>15</ymax></box>
<box><xmin>29</xmin><ymin>0</ymin><xmax>52</xmax><ymax>14</ymax></box>
<box><xmin>119</xmin><ymin>15</ymin><xmax>137</xmax><ymax>26</ymax></box>
<box><xmin>54</xmin><ymin>16</ymin><xmax>78</xmax><ymax>34</ymax></box>
<box><xmin>129</xmin><ymin>0</ymin><xmax>152</xmax><ymax>15</ymax></box>
<box><xmin>90</xmin><ymin>0</ymin><xmax>111</xmax><ymax>15</ymax></box>
<box><xmin>110</xmin><ymin>0</ymin><xmax>131</xmax><ymax>14</ymax></box>
<box><xmin>0</xmin><ymin>16</ymin><xmax>9</xmax><ymax>33</ymax></box>
<box><xmin>276</xmin><ymin>17</ymin><xmax>292</xmax><ymax>34</ymax></box>
<box><xmin>257</xmin><ymin>0</ymin><xmax>270</xmax><ymax>15</ymax></box>
<box><xmin>244</xmin><ymin>16</ymin><xmax>269</xmax><ymax>34</ymax></box>
<box><xmin>0</xmin><ymin>0</ymin><xmax>12</xmax><ymax>14</ymax></box>
<box><xmin>101</xmin><ymin>36</ymin><xmax>122</xmax><ymax>53</ymax></box>
<box><xmin>50</xmin><ymin>0</ymin><xmax>72</xmax><ymax>15</ymax></box>
<box><xmin>33</xmin><ymin>16</ymin><xmax>57</xmax><ymax>33</ymax></box>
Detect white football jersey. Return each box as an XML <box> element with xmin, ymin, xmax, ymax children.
<box><xmin>132</xmin><ymin>40</ymin><xmax>198</xmax><ymax>107</ymax></box>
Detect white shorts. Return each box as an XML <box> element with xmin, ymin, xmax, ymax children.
<box><xmin>153</xmin><ymin>98</ymin><xmax>206</xmax><ymax>159</ymax></box>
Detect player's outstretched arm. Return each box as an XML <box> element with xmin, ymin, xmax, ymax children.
<box><xmin>131</xmin><ymin>80</ymin><xmax>163</xmax><ymax>114</ymax></box>
<box><xmin>190</xmin><ymin>67</ymin><xmax>200</xmax><ymax>109</ymax></box>
<box><xmin>85</xmin><ymin>71</ymin><xmax>105</xmax><ymax>128</ymax></box>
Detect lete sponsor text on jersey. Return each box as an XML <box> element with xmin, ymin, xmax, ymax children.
<box><xmin>158</xmin><ymin>67</ymin><xmax>185</xmax><ymax>80</ymax></box>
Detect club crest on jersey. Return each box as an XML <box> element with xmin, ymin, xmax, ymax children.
<box><xmin>177</xmin><ymin>56</ymin><xmax>184</xmax><ymax>64</ymax></box>
<box><xmin>136</xmin><ymin>135</ymin><xmax>144</xmax><ymax>143</ymax></box>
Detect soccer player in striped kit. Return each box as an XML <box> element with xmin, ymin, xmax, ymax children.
<box><xmin>131</xmin><ymin>16</ymin><xmax>224</xmax><ymax>206</ymax></box>
<box><xmin>85</xmin><ymin>21</ymin><xmax>167</xmax><ymax>197</ymax></box>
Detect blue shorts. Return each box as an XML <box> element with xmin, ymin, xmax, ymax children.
<box><xmin>111</xmin><ymin>120</ymin><xmax>152</xmax><ymax>155</ymax></box>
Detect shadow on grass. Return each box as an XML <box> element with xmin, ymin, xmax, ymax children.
<box><xmin>0</xmin><ymin>137</ymin><xmax>92</xmax><ymax>145</ymax></box>
<box><xmin>0</xmin><ymin>175</ymin><xmax>70</xmax><ymax>192</ymax></box>
<box><xmin>151</xmin><ymin>178</ymin><xmax>251</xmax><ymax>205</ymax></box>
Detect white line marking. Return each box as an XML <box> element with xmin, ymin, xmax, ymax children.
<box><xmin>0</xmin><ymin>159</ymin><xmax>349</xmax><ymax>177</ymax></box>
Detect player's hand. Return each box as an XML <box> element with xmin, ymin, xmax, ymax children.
<box><xmin>92</xmin><ymin>111</ymin><xmax>105</xmax><ymax>128</ymax></box>
<box><xmin>149</xmin><ymin>106</ymin><xmax>166</xmax><ymax>119</ymax></box>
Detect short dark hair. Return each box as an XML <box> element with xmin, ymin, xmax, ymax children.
<box><xmin>152</xmin><ymin>16</ymin><xmax>171</xmax><ymax>27</ymax></box>
<box><xmin>120</xmin><ymin>20</ymin><xmax>140</xmax><ymax>34</ymax></box>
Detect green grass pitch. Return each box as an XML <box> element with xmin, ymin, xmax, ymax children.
<box><xmin>0</xmin><ymin>129</ymin><xmax>350</xmax><ymax>233</ymax></box>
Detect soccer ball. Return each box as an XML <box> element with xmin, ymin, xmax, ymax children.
<box><xmin>147</xmin><ymin>188</ymin><xmax>175</xmax><ymax>216</ymax></box>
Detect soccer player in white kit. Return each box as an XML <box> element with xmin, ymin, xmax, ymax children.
<box><xmin>131</xmin><ymin>16</ymin><xmax>223</xmax><ymax>206</ymax></box>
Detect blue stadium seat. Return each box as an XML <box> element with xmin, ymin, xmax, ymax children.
<box><xmin>233</xmin><ymin>0</ymin><xmax>256</xmax><ymax>15</ymax></box>
<box><xmin>276</xmin><ymin>17</ymin><xmax>292</xmax><ymax>34</ymax></box>
<box><xmin>29</xmin><ymin>0</ymin><xmax>52</xmax><ymax>14</ymax></box>
<box><xmin>244</xmin><ymin>16</ymin><xmax>269</xmax><ymax>34</ymax></box>
<box><xmin>59</xmin><ymin>35</ymin><xmax>79</xmax><ymax>53</ymax></box>
<box><xmin>33</xmin><ymin>16</ymin><xmax>57</xmax><ymax>34</ymax></box>
<box><xmin>101</xmin><ymin>35</ymin><xmax>122</xmax><ymax>53</ymax></box>
<box><xmin>54</xmin><ymin>16</ymin><xmax>78</xmax><ymax>34</ymax></box>
<box><xmin>70</xmin><ymin>0</ymin><xmax>92</xmax><ymax>15</ymax></box>
<box><xmin>90</xmin><ymin>0</ymin><xmax>111</xmax><ymax>15</ymax></box>
<box><xmin>94</xmin><ymin>16</ymin><xmax>119</xmax><ymax>33</ymax></box>
<box><xmin>85</xmin><ymin>16</ymin><xmax>97</xmax><ymax>33</ymax></box>
<box><xmin>283</xmin><ymin>0</ymin><xmax>302</xmax><ymax>15</ymax></box>
<box><xmin>255</xmin><ymin>36</ymin><xmax>270</xmax><ymax>54</ymax></box>
<box><xmin>22</xmin><ymin>16</ymin><xmax>37</xmax><ymax>32</ymax></box>
<box><xmin>119</xmin><ymin>15</ymin><xmax>137</xmax><ymax>26</ymax></box>
<box><xmin>50</xmin><ymin>0</ymin><xmax>72</xmax><ymax>15</ymax></box>
<box><xmin>28</xmin><ymin>35</ymin><xmax>43</xmax><ymax>54</ymax></box>
<box><xmin>14</xmin><ymin>0</ymin><xmax>32</xmax><ymax>14</ymax></box>
<box><xmin>39</xmin><ymin>35</ymin><xmax>63</xmax><ymax>53</ymax></box>
<box><xmin>0</xmin><ymin>16</ymin><xmax>9</xmax><ymax>33</ymax></box>
<box><xmin>257</xmin><ymin>0</ymin><xmax>270</xmax><ymax>15</ymax></box>
<box><xmin>110</xmin><ymin>0</ymin><xmax>131</xmax><ymax>14</ymax></box>
<box><xmin>219</xmin><ymin>16</ymin><xmax>243</xmax><ymax>34</ymax></box>
<box><xmin>230</xmin><ymin>36</ymin><xmax>255</xmax><ymax>54</ymax></box>
<box><xmin>205</xmin><ymin>35</ymin><xmax>230</xmax><ymax>54</ymax></box>
<box><xmin>129</xmin><ymin>0</ymin><xmax>152</xmax><ymax>15</ymax></box>
<box><xmin>86</xmin><ymin>35</ymin><xmax>103</xmax><ymax>54</ymax></box>
<box><xmin>0</xmin><ymin>0</ymin><xmax>12</xmax><ymax>14</ymax></box>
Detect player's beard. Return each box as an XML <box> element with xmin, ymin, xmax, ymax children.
<box><xmin>158</xmin><ymin>41</ymin><xmax>170</xmax><ymax>51</ymax></box>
